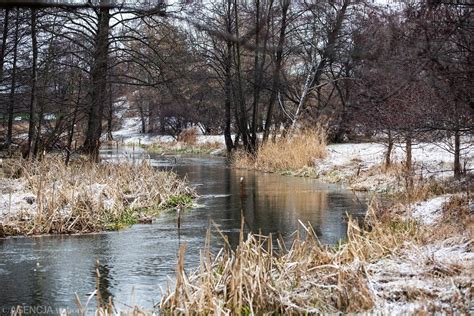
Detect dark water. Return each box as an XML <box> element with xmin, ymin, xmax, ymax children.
<box><xmin>0</xmin><ymin>147</ymin><xmax>366</xmax><ymax>314</ymax></box>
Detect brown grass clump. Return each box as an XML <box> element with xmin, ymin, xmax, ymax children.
<box><xmin>177</xmin><ymin>128</ymin><xmax>198</xmax><ymax>146</ymax></box>
<box><xmin>0</xmin><ymin>156</ymin><xmax>195</xmax><ymax>236</ymax></box>
<box><xmin>233</xmin><ymin>128</ymin><xmax>327</xmax><ymax>172</ymax></box>
<box><xmin>435</xmin><ymin>194</ymin><xmax>474</xmax><ymax>238</ymax></box>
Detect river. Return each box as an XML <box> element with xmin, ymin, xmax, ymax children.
<box><xmin>0</xmin><ymin>147</ymin><xmax>366</xmax><ymax>313</ymax></box>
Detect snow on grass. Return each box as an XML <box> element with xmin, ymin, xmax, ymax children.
<box><xmin>410</xmin><ymin>195</ymin><xmax>451</xmax><ymax>225</ymax></box>
<box><xmin>368</xmin><ymin>236</ymin><xmax>473</xmax><ymax>314</ymax></box>
<box><xmin>314</xmin><ymin>142</ymin><xmax>473</xmax><ymax>192</ymax></box>
<box><xmin>111</xmin><ymin>110</ymin><xmax>228</xmax><ymax>147</ymax></box>
<box><xmin>0</xmin><ymin>178</ymin><xmax>118</xmax><ymax>224</ymax></box>
<box><xmin>0</xmin><ymin>179</ymin><xmax>35</xmax><ymax>221</ymax></box>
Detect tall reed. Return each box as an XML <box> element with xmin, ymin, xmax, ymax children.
<box><xmin>233</xmin><ymin>128</ymin><xmax>327</xmax><ymax>172</ymax></box>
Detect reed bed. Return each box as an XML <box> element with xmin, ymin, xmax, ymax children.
<box><xmin>0</xmin><ymin>156</ymin><xmax>195</xmax><ymax>236</ymax></box>
<box><xmin>233</xmin><ymin>128</ymin><xmax>327</xmax><ymax>173</ymax></box>
<box><xmin>159</xmin><ymin>208</ymin><xmax>395</xmax><ymax>314</ymax></box>
<box><xmin>160</xmin><ymin>198</ymin><xmax>473</xmax><ymax>315</ymax></box>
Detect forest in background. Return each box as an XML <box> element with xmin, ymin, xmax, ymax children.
<box><xmin>0</xmin><ymin>0</ymin><xmax>472</xmax><ymax>176</ymax></box>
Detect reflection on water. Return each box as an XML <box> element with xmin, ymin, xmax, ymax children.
<box><xmin>0</xmin><ymin>147</ymin><xmax>366</xmax><ymax>312</ymax></box>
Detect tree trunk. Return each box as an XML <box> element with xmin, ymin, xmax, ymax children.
<box><xmin>250</xmin><ymin>0</ymin><xmax>272</xmax><ymax>151</ymax></box>
<box><xmin>332</xmin><ymin>64</ymin><xmax>350</xmax><ymax>143</ymax></box>
<box><xmin>283</xmin><ymin>0</ymin><xmax>349</xmax><ymax>139</ymax></box>
<box><xmin>263</xmin><ymin>0</ymin><xmax>289</xmax><ymax>143</ymax></box>
<box><xmin>6</xmin><ymin>9</ymin><xmax>19</xmax><ymax>148</ymax></box>
<box><xmin>453</xmin><ymin>130</ymin><xmax>461</xmax><ymax>178</ymax></box>
<box><xmin>26</xmin><ymin>8</ymin><xmax>38</xmax><ymax>158</ymax></box>
<box><xmin>250</xmin><ymin>0</ymin><xmax>260</xmax><ymax>152</ymax></box>
<box><xmin>106</xmin><ymin>83</ymin><xmax>114</xmax><ymax>141</ymax></box>
<box><xmin>137</xmin><ymin>96</ymin><xmax>147</xmax><ymax>135</ymax></box>
<box><xmin>0</xmin><ymin>8</ymin><xmax>9</xmax><ymax>89</ymax></box>
<box><xmin>224</xmin><ymin>1</ymin><xmax>234</xmax><ymax>153</ymax></box>
<box><xmin>139</xmin><ymin>107</ymin><xmax>146</xmax><ymax>134</ymax></box>
<box><xmin>33</xmin><ymin>102</ymin><xmax>44</xmax><ymax>158</ymax></box>
<box><xmin>65</xmin><ymin>76</ymin><xmax>82</xmax><ymax>166</ymax></box>
<box><xmin>405</xmin><ymin>134</ymin><xmax>412</xmax><ymax>171</ymax></box>
<box><xmin>83</xmin><ymin>7</ymin><xmax>110</xmax><ymax>162</ymax></box>
<box><xmin>405</xmin><ymin>134</ymin><xmax>413</xmax><ymax>191</ymax></box>
<box><xmin>233</xmin><ymin>0</ymin><xmax>250</xmax><ymax>152</ymax></box>
<box><xmin>384</xmin><ymin>130</ymin><xmax>393</xmax><ymax>168</ymax></box>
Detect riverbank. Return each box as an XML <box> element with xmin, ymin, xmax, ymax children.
<box><xmin>233</xmin><ymin>139</ymin><xmax>472</xmax><ymax>194</ymax></box>
<box><xmin>0</xmin><ymin>156</ymin><xmax>195</xmax><ymax>237</ymax></box>
<box><xmin>154</xmin><ymin>138</ymin><xmax>473</xmax><ymax>314</ymax></box>
<box><xmin>160</xmin><ymin>193</ymin><xmax>473</xmax><ymax>314</ymax></box>
<box><xmin>141</xmin><ymin>140</ymin><xmax>224</xmax><ymax>156</ymax></box>
<box><xmin>112</xmin><ymin>118</ymin><xmax>227</xmax><ymax>156</ymax></box>
<box><xmin>315</xmin><ymin>142</ymin><xmax>473</xmax><ymax>193</ymax></box>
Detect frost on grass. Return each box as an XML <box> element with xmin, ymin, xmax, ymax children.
<box><xmin>410</xmin><ymin>195</ymin><xmax>451</xmax><ymax>225</ymax></box>
<box><xmin>160</xmin><ymin>194</ymin><xmax>473</xmax><ymax>315</ymax></box>
<box><xmin>369</xmin><ymin>236</ymin><xmax>473</xmax><ymax>314</ymax></box>
<box><xmin>0</xmin><ymin>179</ymin><xmax>35</xmax><ymax>221</ymax></box>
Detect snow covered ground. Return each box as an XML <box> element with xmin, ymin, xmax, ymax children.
<box><xmin>411</xmin><ymin>195</ymin><xmax>452</xmax><ymax>225</ymax></box>
<box><xmin>0</xmin><ymin>178</ymin><xmax>35</xmax><ymax>222</ymax></box>
<box><xmin>370</xmin><ymin>234</ymin><xmax>473</xmax><ymax>314</ymax></box>
<box><xmin>369</xmin><ymin>192</ymin><xmax>474</xmax><ymax>314</ymax></box>
<box><xmin>111</xmin><ymin>108</ymin><xmax>227</xmax><ymax>147</ymax></box>
<box><xmin>315</xmin><ymin>142</ymin><xmax>473</xmax><ymax>192</ymax></box>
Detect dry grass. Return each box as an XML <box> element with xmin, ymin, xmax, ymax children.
<box><xmin>233</xmin><ymin>128</ymin><xmax>327</xmax><ymax>173</ymax></box>
<box><xmin>177</xmin><ymin>128</ymin><xmax>198</xmax><ymax>146</ymax></box>
<box><xmin>144</xmin><ymin>140</ymin><xmax>222</xmax><ymax>155</ymax></box>
<box><xmin>0</xmin><ymin>156</ymin><xmax>195</xmax><ymax>236</ymax></box>
<box><xmin>159</xmin><ymin>207</ymin><xmax>404</xmax><ymax>314</ymax></box>
<box><xmin>435</xmin><ymin>194</ymin><xmax>474</xmax><ymax>238</ymax></box>
<box><xmin>159</xmin><ymin>196</ymin><xmax>473</xmax><ymax>315</ymax></box>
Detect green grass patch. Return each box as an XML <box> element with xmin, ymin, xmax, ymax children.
<box><xmin>163</xmin><ymin>194</ymin><xmax>194</xmax><ymax>209</ymax></box>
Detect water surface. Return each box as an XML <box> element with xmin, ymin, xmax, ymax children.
<box><xmin>0</xmin><ymin>147</ymin><xmax>366</xmax><ymax>313</ymax></box>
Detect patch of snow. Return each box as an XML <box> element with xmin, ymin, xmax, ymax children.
<box><xmin>314</xmin><ymin>142</ymin><xmax>473</xmax><ymax>193</ymax></box>
<box><xmin>0</xmin><ymin>179</ymin><xmax>35</xmax><ymax>221</ymax></box>
<box><xmin>112</xmin><ymin>112</ymin><xmax>228</xmax><ymax>147</ymax></box>
<box><xmin>369</xmin><ymin>236</ymin><xmax>473</xmax><ymax>313</ymax></box>
<box><xmin>411</xmin><ymin>195</ymin><xmax>451</xmax><ymax>225</ymax></box>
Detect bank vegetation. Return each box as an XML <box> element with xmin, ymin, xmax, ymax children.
<box><xmin>159</xmin><ymin>194</ymin><xmax>473</xmax><ymax>314</ymax></box>
<box><xmin>0</xmin><ymin>156</ymin><xmax>195</xmax><ymax>237</ymax></box>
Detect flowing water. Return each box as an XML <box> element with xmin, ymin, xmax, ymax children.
<box><xmin>0</xmin><ymin>147</ymin><xmax>366</xmax><ymax>313</ymax></box>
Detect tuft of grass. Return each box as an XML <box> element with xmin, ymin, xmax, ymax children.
<box><xmin>163</xmin><ymin>194</ymin><xmax>194</xmax><ymax>209</ymax></box>
<box><xmin>177</xmin><ymin>128</ymin><xmax>198</xmax><ymax>146</ymax></box>
<box><xmin>159</xmin><ymin>205</ymin><xmax>396</xmax><ymax>314</ymax></box>
<box><xmin>233</xmin><ymin>128</ymin><xmax>327</xmax><ymax>173</ymax></box>
<box><xmin>0</xmin><ymin>156</ymin><xmax>196</xmax><ymax>236</ymax></box>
